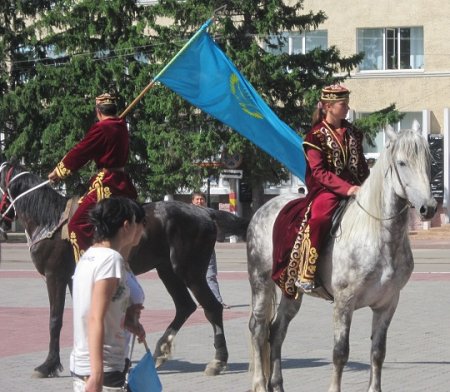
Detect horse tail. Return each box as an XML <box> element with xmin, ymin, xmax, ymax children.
<box><xmin>206</xmin><ymin>209</ymin><xmax>250</xmax><ymax>242</ymax></box>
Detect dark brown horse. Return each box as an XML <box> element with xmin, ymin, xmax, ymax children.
<box><xmin>0</xmin><ymin>161</ymin><xmax>248</xmax><ymax>378</ymax></box>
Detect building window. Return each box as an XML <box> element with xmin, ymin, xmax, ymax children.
<box><xmin>357</xmin><ymin>27</ymin><xmax>424</xmax><ymax>71</ymax></box>
<box><xmin>265</xmin><ymin>30</ymin><xmax>327</xmax><ymax>55</ymax></box>
<box><xmin>397</xmin><ymin>112</ymin><xmax>423</xmax><ymax>132</ymax></box>
<box><xmin>359</xmin><ymin>112</ymin><xmax>422</xmax><ymax>157</ymax></box>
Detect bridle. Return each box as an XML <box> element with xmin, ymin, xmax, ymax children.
<box><xmin>354</xmin><ymin>153</ymin><xmax>411</xmax><ymax>222</ymax></box>
<box><xmin>0</xmin><ymin>164</ymin><xmax>17</xmax><ymax>223</ymax></box>
<box><xmin>0</xmin><ymin>162</ymin><xmax>51</xmax><ymax>223</ymax></box>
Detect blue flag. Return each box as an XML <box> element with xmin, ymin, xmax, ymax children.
<box><xmin>128</xmin><ymin>351</ymin><xmax>162</xmax><ymax>392</ymax></box>
<box><xmin>156</xmin><ymin>21</ymin><xmax>306</xmax><ymax>181</ymax></box>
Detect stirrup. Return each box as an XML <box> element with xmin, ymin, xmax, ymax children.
<box><xmin>295</xmin><ymin>280</ymin><xmax>315</xmax><ymax>293</ymax></box>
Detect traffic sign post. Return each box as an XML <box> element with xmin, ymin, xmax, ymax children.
<box><xmin>219</xmin><ymin>169</ymin><xmax>244</xmax><ymax>242</ymax></box>
<box><xmin>220</xmin><ymin>169</ymin><xmax>243</xmax><ymax>179</ymax></box>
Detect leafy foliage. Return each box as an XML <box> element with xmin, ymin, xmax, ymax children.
<box><xmin>354</xmin><ymin>104</ymin><xmax>404</xmax><ymax>146</ymax></box>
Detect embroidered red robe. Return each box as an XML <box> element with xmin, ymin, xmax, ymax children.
<box><xmin>54</xmin><ymin>117</ymin><xmax>137</xmax><ymax>261</ymax></box>
<box><xmin>272</xmin><ymin>120</ymin><xmax>370</xmax><ymax>298</ymax></box>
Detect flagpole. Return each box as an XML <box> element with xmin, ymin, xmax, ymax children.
<box><xmin>119</xmin><ymin>80</ymin><xmax>157</xmax><ymax>119</ymax></box>
<box><xmin>119</xmin><ymin>18</ymin><xmax>214</xmax><ymax>119</ymax></box>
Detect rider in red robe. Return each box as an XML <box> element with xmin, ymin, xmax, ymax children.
<box><xmin>272</xmin><ymin>85</ymin><xmax>370</xmax><ymax>298</ymax></box>
<box><xmin>48</xmin><ymin>93</ymin><xmax>137</xmax><ymax>261</ymax></box>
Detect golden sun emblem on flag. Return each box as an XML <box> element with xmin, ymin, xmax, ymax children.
<box><xmin>230</xmin><ymin>74</ymin><xmax>264</xmax><ymax>119</ymax></box>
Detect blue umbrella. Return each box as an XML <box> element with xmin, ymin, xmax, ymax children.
<box><xmin>128</xmin><ymin>339</ymin><xmax>162</xmax><ymax>392</ymax></box>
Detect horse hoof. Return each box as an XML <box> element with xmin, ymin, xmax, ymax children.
<box><xmin>153</xmin><ymin>355</ymin><xmax>169</xmax><ymax>369</ymax></box>
<box><xmin>204</xmin><ymin>359</ymin><xmax>227</xmax><ymax>376</ymax></box>
<box><xmin>32</xmin><ymin>369</ymin><xmax>59</xmax><ymax>378</ymax></box>
<box><xmin>153</xmin><ymin>343</ymin><xmax>173</xmax><ymax>369</ymax></box>
<box><xmin>32</xmin><ymin>370</ymin><xmax>48</xmax><ymax>379</ymax></box>
<box><xmin>153</xmin><ymin>335</ymin><xmax>175</xmax><ymax>369</ymax></box>
<box><xmin>33</xmin><ymin>363</ymin><xmax>62</xmax><ymax>378</ymax></box>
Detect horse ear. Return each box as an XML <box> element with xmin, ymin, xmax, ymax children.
<box><xmin>385</xmin><ymin>124</ymin><xmax>397</xmax><ymax>146</ymax></box>
<box><xmin>411</xmin><ymin>119</ymin><xmax>421</xmax><ymax>132</ymax></box>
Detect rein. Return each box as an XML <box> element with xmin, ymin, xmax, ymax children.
<box><xmin>354</xmin><ymin>157</ymin><xmax>411</xmax><ymax>221</ymax></box>
<box><xmin>355</xmin><ymin>199</ymin><xmax>409</xmax><ymax>221</ymax></box>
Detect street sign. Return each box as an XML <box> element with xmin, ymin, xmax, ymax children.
<box><xmin>221</xmin><ymin>151</ymin><xmax>243</xmax><ymax>169</ymax></box>
<box><xmin>220</xmin><ymin>169</ymin><xmax>243</xmax><ymax>179</ymax></box>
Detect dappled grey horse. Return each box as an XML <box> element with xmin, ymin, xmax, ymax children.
<box><xmin>247</xmin><ymin>124</ymin><xmax>437</xmax><ymax>392</ymax></box>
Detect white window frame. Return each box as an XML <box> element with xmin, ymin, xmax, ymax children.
<box><xmin>357</xmin><ymin>26</ymin><xmax>424</xmax><ymax>72</ymax></box>
<box><xmin>265</xmin><ymin>30</ymin><xmax>328</xmax><ymax>55</ymax></box>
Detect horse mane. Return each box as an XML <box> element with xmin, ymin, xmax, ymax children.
<box><xmin>341</xmin><ymin>129</ymin><xmax>431</xmax><ymax>243</ymax></box>
<box><xmin>9</xmin><ymin>168</ymin><xmax>67</xmax><ymax>227</ymax></box>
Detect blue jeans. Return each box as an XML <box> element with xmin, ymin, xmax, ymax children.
<box><xmin>206</xmin><ymin>250</ymin><xmax>224</xmax><ymax>303</ymax></box>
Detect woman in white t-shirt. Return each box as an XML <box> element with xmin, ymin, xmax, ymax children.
<box><xmin>70</xmin><ymin>197</ymin><xmax>146</xmax><ymax>392</ymax></box>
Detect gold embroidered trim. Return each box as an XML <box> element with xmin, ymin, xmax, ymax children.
<box><xmin>312</xmin><ymin>124</ymin><xmax>363</xmax><ymax>179</ymax></box>
<box><xmin>55</xmin><ymin>161</ymin><xmax>71</xmax><ymax>179</ymax></box>
<box><xmin>298</xmin><ymin>224</ymin><xmax>318</xmax><ymax>282</ymax></box>
<box><xmin>86</xmin><ymin>171</ymin><xmax>112</xmax><ymax>201</ymax></box>
<box><xmin>303</xmin><ymin>141</ymin><xmax>322</xmax><ymax>152</ymax></box>
<box><xmin>69</xmin><ymin>231</ymin><xmax>82</xmax><ymax>262</ymax></box>
<box><xmin>280</xmin><ymin>202</ymin><xmax>317</xmax><ymax>297</ymax></box>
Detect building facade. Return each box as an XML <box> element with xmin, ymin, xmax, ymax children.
<box><xmin>280</xmin><ymin>0</ymin><xmax>450</xmax><ymax>226</ymax></box>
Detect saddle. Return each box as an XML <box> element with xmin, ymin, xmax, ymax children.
<box><xmin>304</xmin><ymin>285</ymin><xmax>334</xmax><ymax>302</ymax></box>
<box><xmin>61</xmin><ymin>196</ymin><xmax>80</xmax><ymax>241</ymax></box>
<box><xmin>272</xmin><ymin>196</ymin><xmax>352</xmax><ymax>303</ymax></box>
<box><xmin>330</xmin><ymin>198</ymin><xmax>351</xmax><ymax>238</ymax></box>
<box><xmin>302</xmin><ymin>199</ymin><xmax>351</xmax><ymax>301</ymax></box>
<box><xmin>26</xmin><ymin>196</ymin><xmax>79</xmax><ymax>249</ymax></box>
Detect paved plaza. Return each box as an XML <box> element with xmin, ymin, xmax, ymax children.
<box><xmin>0</xmin><ymin>228</ymin><xmax>449</xmax><ymax>391</ymax></box>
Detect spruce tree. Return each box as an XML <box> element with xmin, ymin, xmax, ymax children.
<box><xmin>140</xmin><ymin>0</ymin><xmax>366</xmax><ymax>204</ymax></box>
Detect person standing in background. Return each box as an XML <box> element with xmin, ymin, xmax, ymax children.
<box><xmin>191</xmin><ymin>192</ymin><xmax>230</xmax><ymax>309</ymax></box>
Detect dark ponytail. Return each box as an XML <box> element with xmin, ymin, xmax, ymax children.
<box><xmin>89</xmin><ymin>197</ymin><xmax>143</xmax><ymax>242</ymax></box>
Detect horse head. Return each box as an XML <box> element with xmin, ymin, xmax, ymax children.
<box><xmin>385</xmin><ymin>124</ymin><xmax>437</xmax><ymax>220</ymax></box>
<box><xmin>0</xmin><ymin>160</ymin><xmax>69</xmax><ymax>238</ymax></box>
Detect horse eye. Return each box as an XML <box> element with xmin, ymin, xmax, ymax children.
<box><xmin>398</xmin><ymin>160</ymin><xmax>407</xmax><ymax>167</ymax></box>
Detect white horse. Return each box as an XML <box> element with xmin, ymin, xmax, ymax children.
<box><xmin>247</xmin><ymin>125</ymin><xmax>437</xmax><ymax>392</ymax></box>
